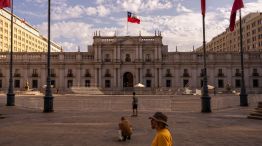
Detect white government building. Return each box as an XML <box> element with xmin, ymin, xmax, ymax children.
<box><xmin>0</xmin><ymin>34</ymin><xmax>261</xmax><ymax>94</ymax></box>
<box><xmin>0</xmin><ymin>9</ymin><xmax>62</xmax><ymax>52</ymax></box>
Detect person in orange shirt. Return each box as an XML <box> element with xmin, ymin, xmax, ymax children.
<box><xmin>149</xmin><ymin>112</ymin><xmax>173</xmax><ymax>146</ymax></box>
<box><xmin>118</xmin><ymin>116</ymin><xmax>132</xmax><ymax>141</ymax></box>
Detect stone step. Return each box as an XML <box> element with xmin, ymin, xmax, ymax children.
<box><xmin>247</xmin><ymin>115</ymin><xmax>262</xmax><ymax>120</ymax></box>
<box><xmin>254</xmin><ymin>108</ymin><xmax>262</xmax><ymax>113</ymax></box>
<box><xmin>258</xmin><ymin>102</ymin><xmax>262</xmax><ymax>108</ymax></box>
<box><xmin>70</xmin><ymin>87</ymin><xmax>104</xmax><ymax>95</ymax></box>
<box><xmin>249</xmin><ymin>112</ymin><xmax>262</xmax><ymax>117</ymax></box>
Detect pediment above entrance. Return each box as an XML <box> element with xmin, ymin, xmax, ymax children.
<box><xmin>117</xmin><ymin>37</ymin><xmax>139</xmax><ymax>45</ymax></box>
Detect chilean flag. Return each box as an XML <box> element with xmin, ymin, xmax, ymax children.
<box><xmin>127</xmin><ymin>11</ymin><xmax>140</xmax><ymax>24</ymax></box>
<box><xmin>0</xmin><ymin>0</ymin><xmax>11</xmax><ymax>9</ymax></box>
<box><xmin>201</xmin><ymin>0</ymin><xmax>206</xmax><ymax>16</ymax></box>
<box><xmin>229</xmin><ymin>0</ymin><xmax>244</xmax><ymax>32</ymax></box>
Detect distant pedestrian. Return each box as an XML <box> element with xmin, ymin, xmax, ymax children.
<box><xmin>132</xmin><ymin>92</ymin><xmax>138</xmax><ymax>116</ymax></box>
<box><xmin>149</xmin><ymin>112</ymin><xmax>173</xmax><ymax>146</ymax></box>
<box><xmin>118</xmin><ymin>116</ymin><xmax>132</xmax><ymax>141</ymax></box>
<box><xmin>214</xmin><ymin>87</ymin><xmax>216</xmax><ymax>96</ymax></box>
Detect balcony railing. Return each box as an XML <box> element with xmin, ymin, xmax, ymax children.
<box><xmin>104</xmin><ymin>59</ymin><xmax>111</xmax><ymax>62</ymax></box>
<box><xmin>165</xmin><ymin>73</ymin><xmax>172</xmax><ymax>77</ymax></box>
<box><xmin>32</xmin><ymin>73</ymin><xmax>38</xmax><ymax>77</ymax></box>
<box><xmin>217</xmin><ymin>73</ymin><xmax>225</xmax><ymax>77</ymax></box>
<box><xmin>183</xmin><ymin>73</ymin><xmax>190</xmax><ymax>77</ymax></box>
<box><xmin>14</xmin><ymin>73</ymin><xmax>21</xmax><ymax>77</ymax></box>
<box><xmin>145</xmin><ymin>59</ymin><xmax>151</xmax><ymax>62</ymax></box>
<box><xmin>67</xmin><ymin>73</ymin><xmax>74</xmax><ymax>77</ymax></box>
<box><xmin>104</xmin><ymin>73</ymin><xmax>111</xmax><ymax>77</ymax></box>
<box><xmin>85</xmin><ymin>73</ymin><xmax>91</xmax><ymax>77</ymax></box>
<box><xmin>252</xmin><ymin>73</ymin><xmax>259</xmax><ymax>76</ymax></box>
<box><xmin>235</xmin><ymin>73</ymin><xmax>241</xmax><ymax>76</ymax></box>
<box><xmin>145</xmin><ymin>73</ymin><xmax>152</xmax><ymax>77</ymax></box>
<box><xmin>51</xmin><ymin>73</ymin><xmax>56</xmax><ymax>77</ymax></box>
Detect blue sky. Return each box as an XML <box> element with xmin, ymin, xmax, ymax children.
<box><xmin>12</xmin><ymin>0</ymin><xmax>262</xmax><ymax>52</ymax></box>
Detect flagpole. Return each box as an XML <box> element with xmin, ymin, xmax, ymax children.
<box><xmin>201</xmin><ymin>4</ymin><xmax>211</xmax><ymax>113</ymax></box>
<box><xmin>6</xmin><ymin>0</ymin><xmax>15</xmax><ymax>106</ymax></box>
<box><xmin>127</xmin><ymin>17</ymin><xmax>128</xmax><ymax>35</ymax></box>
<box><xmin>43</xmin><ymin>0</ymin><xmax>54</xmax><ymax>112</ymax></box>
<box><xmin>239</xmin><ymin>9</ymin><xmax>248</xmax><ymax>106</ymax></box>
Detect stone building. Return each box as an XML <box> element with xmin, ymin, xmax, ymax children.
<box><xmin>0</xmin><ymin>34</ymin><xmax>261</xmax><ymax>94</ymax></box>
<box><xmin>197</xmin><ymin>12</ymin><xmax>262</xmax><ymax>52</ymax></box>
<box><xmin>0</xmin><ymin>9</ymin><xmax>61</xmax><ymax>52</ymax></box>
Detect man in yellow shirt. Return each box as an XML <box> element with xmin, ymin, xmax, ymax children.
<box><xmin>149</xmin><ymin>112</ymin><xmax>173</xmax><ymax>146</ymax></box>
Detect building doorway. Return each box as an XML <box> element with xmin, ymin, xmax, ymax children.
<box><xmin>123</xmin><ymin>72</ymin><xmax>133</xmax><ymax>87</ymax></box>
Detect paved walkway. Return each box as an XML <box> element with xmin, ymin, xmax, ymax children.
<box><xmin>0</xmin><ymin>94</ymin><xmax>261</xmax><ymax>146</ymax></box>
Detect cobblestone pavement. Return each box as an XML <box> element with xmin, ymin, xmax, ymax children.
<box><xmin>0</xmin><ymin>94</ymin><xmax>261</xmax><ymax>146</ymax></box>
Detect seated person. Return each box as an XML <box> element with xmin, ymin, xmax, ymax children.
<box><xmin>118</xmin><ymin>116</ymin><xmax>132</xmax><ymax>141</ymax></box>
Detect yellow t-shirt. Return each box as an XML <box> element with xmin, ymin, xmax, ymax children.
<box><xmin>151</xmin><ymin>128</ymin><xmax>173</xmax><ymax>146</ymax></box>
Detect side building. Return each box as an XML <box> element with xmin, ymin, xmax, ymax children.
<box><xmin>197</xmin><ymin>12</ymin><xmax>262</xmax><ymax>52</ymax></box>
<box><xmin>0</xmin><ymin>35</ymin><xmax>261</xmax><ymax>94</ymax></box>
<box><xmin>0</xmin><ymin>9</ymin><xmax>61</xmax><ymax>52</ymax></box>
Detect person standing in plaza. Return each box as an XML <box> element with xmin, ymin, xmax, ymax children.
<box><xmin>132</xmin><ymin>92</ymin><xmax>138</xmax><ymax>116</ymax></box>
<box><xmin>149</xmin><ymin>112</ymin><xmax>173</xmax><ymax>146</ymax></box>
<box><xmin>118</xmin><ymin>116</ymin><xmax>132</xmax><ymax>141</ymax></box>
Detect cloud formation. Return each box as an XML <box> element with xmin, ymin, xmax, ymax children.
<box><xmin>31</xmin><ymin>0</ymin><xmax>262</xmax><ymax>52</ymax></box>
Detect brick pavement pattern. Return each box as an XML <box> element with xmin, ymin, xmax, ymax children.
<box><xmin>0</xmin><ymin>94</ymin><xmax>262</xmax><ymax>146</ymax></box>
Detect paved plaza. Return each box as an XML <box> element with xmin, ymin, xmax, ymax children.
<box><xmin>0</xmin><ymin>94</ymin><xmax>262</xmax><ymax>146</ymax></box>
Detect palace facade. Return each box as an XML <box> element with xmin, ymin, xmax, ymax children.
<box><xmin>0</xmin><ymin>35</ymin><xmax>261</xmax><ymax>94</ymax></box>
<box><xmin>0</xmin><ymin>9</ymin><xmax>61</xmax><ymax>52</ymax></box>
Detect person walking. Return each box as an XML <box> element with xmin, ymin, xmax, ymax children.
<box><xmin>132</xmin><ymin>92</ymin><xmax>138</xmax><ymax>116</ymax></box>
<box><xmin>118</xmin><ymin>116</ymin><xmax>132</xmax><ymax>141</ymax></box>
<box><xmin>149</xmin><ymin>112</ymin><xmax>173</xmax><ymax>146</ymax></box>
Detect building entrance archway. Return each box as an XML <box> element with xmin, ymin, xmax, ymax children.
<box><xmin>123</xmin><ymin>72</ymin><xmax>133</xmax><ymax>87</ymax></box>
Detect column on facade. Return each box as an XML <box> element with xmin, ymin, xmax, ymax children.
<box><xmin>58</xmin><ymin>65</ymin><xmax>63</xmax><ymax>90</ymax></box>
<box><xmin>136</xmin><ymin>45</ymin><xmax>139</xmax><ymax>61</ymax></box>
<box><xmin>76</xmin><ymin>65</ymin><xmax>81</xmax><ymax>87</ymax></box>
<box><xmin>99</xmin><ymin>68</ymin><xmax>102</xmax><ymax>88</ymax></box>
<box><xmin>118</xmin><ymin>68</ymin><xmax>121</xmax><ymax>89</ymax></box>
<box><xmin>138</xmin><ymin>68</ymin><xmax>141</xmax><ymax>83</ymax></box>
<box><xmin>114</xmin><ymin>68</ymin><xmax>119</xmax><ymax>88</ymax></box>
<box><xmin>154</xmin><ymin>68</ymin><xmax>158</xmax><ymax>88</ymax></box>
<box><xmin>174</xmin><ymin>67</ymin><xmax>180</xmax><ymax>89</ymax></box>
<box><xmin>94</xmin><ymin>45</ymin><xmax>97</xmax><ymax>61</ymax></box>
<box><xmin>118</xmin><ymin>45</ymin><xmax>121</xmax><ymax>61</ymax></box>
<box><xmin>41</xmin><ymin>67</ymin><xmax>47</xmax><ymax>91</ymax></box>
<box><xmin>135</xmin><ymin>68</ymin><xmax>139</xmax><ymax>84</ymax></box>
<box><xmin>191</xmin><ymin>66</ymin><xmax>197</xmax><ymax>89</ymax></box>
<box><xmin>114</xmin><ymin>46</ymin><xmax>117</xmax><ymax>62</ymax></box>
<box><xmin>98</xmin><ymin>45</ymin><xmax>102</xmax><ymax>62</ymax></box>
<box><xmin>154</xmin><ymin>45</ymin><xmax>158</xmax><ymax>61</ymax></box>
<box><xmin>95</xmin><ymin>68</ymin><xmax>101</xmax><ymax>87</ymax></box>
<box><xmin>158</xmin><ymin>68</ymin><xmax>162</xmax><ymax>88</ymax></box>
<box><xmin>139</xmin><ymin>45</ymin><xmax>143</xmax><ymax>61</ymax></box>
<box><xmin>158</xmin><ymin>45</ymin><xmax>162</xmax><ymax>61</ymax></box>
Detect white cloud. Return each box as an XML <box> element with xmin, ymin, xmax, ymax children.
<box><xmin>118</xmin><ymin>0</ymin><xmax>173</xmax><ymax>12</ymax></box>
<box><xmin>176</xmin><ymin>3</ymin><xmax>192</xmax><ymax>13</ymax></box>
<box><xmin>85</xmin><ymin>7</ymin><xmax>98</xmax><ymax>16</ymax></box>
<box><xmin>97</xmin><ymin>5</ymin><xmax>111</xmax><ymax>16</ymax></box>
<box><xmin>36</xmin><ymin>21</ymin><xmax>94</xmax><ymax>52</ymax></box>
<box><xmin>33</xmin><ymin>0</ymin><xmax>262</xmax><ymax>52</ymax></box>
<box><xmin>52</xmin><ymin>4</ymin><xmax>85</xmax><ymax>20</ymax></box>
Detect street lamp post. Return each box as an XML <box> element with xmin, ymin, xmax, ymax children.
<box><xmin>43</xmin><ymin>0</ymin><xmax>54</xmax><ymax>112</ymax></box>
<box><xmin>239</xmin><ymin>10</ymin><xmax>248</xmax><ymax>106</ymax></box>
<box><xmin>201</xmin><ymin>11</ymin><xmax>211</xmax><ymax>113</ymax></box>
<box><xmin>6</xmin><ymin>0</ymin><xmax>15</xmax><ymax>106</ymax></box>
